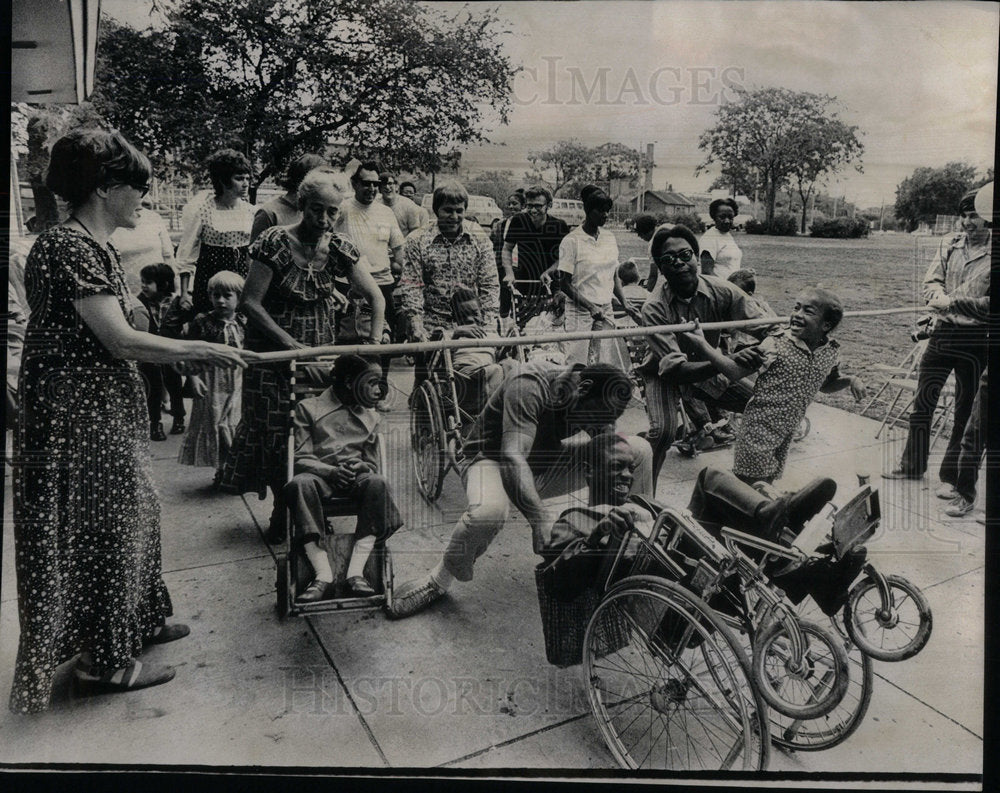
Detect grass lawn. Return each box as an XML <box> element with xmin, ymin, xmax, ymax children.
<box><xmin>613</xmin><ymin>230</ymin><xmax>934</xmax><ymax>416</ymax></box>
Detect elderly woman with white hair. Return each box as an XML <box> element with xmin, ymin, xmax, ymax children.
<box><xmin>220</xmin><ymin>168</ymin><xmax>385</xmax><ymax>543</ymax></box>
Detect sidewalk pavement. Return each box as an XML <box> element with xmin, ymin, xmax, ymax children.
<box><xmin>0</xmin><ymin>365</ymin><xmax>985</xmax><ymax>778</ymax></box>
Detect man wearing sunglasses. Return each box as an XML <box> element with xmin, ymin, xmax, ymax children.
<box><xmin>640</xmin><ymin>225</ymin><xmax>776</xmax><ymax>480</ymax></box>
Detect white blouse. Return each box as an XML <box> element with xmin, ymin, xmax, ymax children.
<box><xmin>175</xmin><ymin>190</ymin><xmax>254</xmax><ymax>266</ymax></box>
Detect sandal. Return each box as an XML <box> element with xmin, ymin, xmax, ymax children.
<box><xmin>145</xmin><ymin>623</ymin><xmax>190</xmax><ymax>646</ymax></box>
<box><xmin>74</xmin><ymin>659</ymin><xmax>175</xmax><ymax>692</ymax></box>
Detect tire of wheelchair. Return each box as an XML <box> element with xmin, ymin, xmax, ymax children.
<box><xmin>843</xmin><ymin>573</ymin><xmax>932</xmax><ymax>662</ymax></box>
<box><xmin>584</xmin><ymin>575</ymin><xmax>770</xmax><ymax>771</ymax></box>
<box><xmin>751</xmin><ymin>617</ymin><xmax>851</xmax><ymax>721</ymax></box>
<box><xmin>409</xmin><ymin>381</ymin><xmax>447</xmax><ymax>502</ymax></box>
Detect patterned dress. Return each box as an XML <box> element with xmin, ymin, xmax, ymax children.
<box><xmin>220</xmin><ymin>226</ymin><xmax>359</xmax><ymax>498</ymax></box>
<box><xmin>11</xmin><ymin>227</ymin><xmax>172</xmax><ymax>713</ymax></box>
<box><xmin>733</xmin><ymin>330</ymin><xmax>840</xmax><ymax>482</ymax></box>
<box><xmin>178</xmin><ymin>312</ymin><xmax>246</xmax><ymax>468</ymax></box>
<box><xmin>176</xmin><ymin>191</ymin><xmax>254</xmax><ymax>315</ymax></box>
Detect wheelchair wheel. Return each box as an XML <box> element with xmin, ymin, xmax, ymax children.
<box><xmin>752</xmin><ymin>617</ymin><xmax>850</xmax><ymax>720</ymax></box>
<box><xmin>584</xmin><ymin>576</ymin><xmax>769</xmax><ymax>771</ymax></box>
<box><xmin>768</xmin><ymin>600</ymin><xmax>873</xmax><ymax>750</ymax></box>
<box><xmin>843</xmin><ymin>573</ymin><xmax>932</xmax><ymax>662</ymax></box>
<box><xmin>409</xmin><ymin>381</ymin><xmax>446</xmax><ymax>502</ymax></box>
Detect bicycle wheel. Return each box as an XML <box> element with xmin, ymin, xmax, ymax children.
<box><xmin>752</xmin><ymin>617</ymin><xmax>850</xmax><ymax>720</ymax></box>
<box><xmin>768</xmin><ymin>600</ymin><xmax>873</xmax><ymax>751</ymax></box>
<box><xmin>844</xmin><ymin>573</ymin><xmax>932</xmax><ymax>662</ymax></box>
<box><xmin>409</xmin><ymin>381</ymin><xmax>446</xmax><ymax>502</ymax></box>
<box><xmin>584</xmin><ymin>576</ymin><xmax>769</xmax><ymax>771</ymax></box>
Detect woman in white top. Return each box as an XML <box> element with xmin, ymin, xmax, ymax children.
<box><xmin>109</xmin><ymin>197</ymin><xmax>176</xmax><ymax>296</ymax></box>
<box><xmin>699</xmin><ymin>197</ymin><xmax>742</xmax><ymax>280</ymax></box>
<box><xmin>551</xmin><ymin>185</ymin><xmax>639</xmax><ymax>366</ymax></box>
<box><xmin>176</xmin><ymin>148</ymin><xmax>255</xmax><ymax>315</ymax></box>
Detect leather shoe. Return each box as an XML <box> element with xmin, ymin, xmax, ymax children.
<box><xmin>297</xmin><ymin>579</ymin><xmax>334</xmax><ymax>603</ymax></box>
<box><xmin>347</xmin><ymin>575</ymin><xmax>376</xmax><ymax>596</ymax></box>
<box><xmin>170</xmin><ymin>418</ymin><xmax>186</xmax><ymax>435</ymax></box>
<box><xmin>387</xmin><ymin>577</ymin><xmax>446</xmax><ymax>619</ymax></box>
<box><xmin>882</xmin><ymin>468</ymin><xmax>922</xmax><ymax>481</ymax></box>
<box><xmin>150</xmin><ymin>422</ymin><xmax>167</xmax><ymax>442</ymax></box>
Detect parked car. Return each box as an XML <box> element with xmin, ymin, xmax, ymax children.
<box><xmin>551</xmin><ymin>197</ymin><xmax>586</xmax><ymax>226</ymax></box>
<box><xmin>421</xmin><ymin>193</ymin><xmax>502</xmax><ymax>228</ymax></box>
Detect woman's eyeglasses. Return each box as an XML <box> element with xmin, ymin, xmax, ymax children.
<box><xmin>656</xmin><ymin>248</ymin><xmax>696</xmax><ymax>267</ymax></box>
<box><xmin>108</xmin><ymin>181</ymin><xmax>151</xmax><ymax>198</ymax></box>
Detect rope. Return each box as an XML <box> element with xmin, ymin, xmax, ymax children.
<box><xmin>252</xmin><ymin>306</ymin><xmax>924</xmax><ymax>364</ymax></box>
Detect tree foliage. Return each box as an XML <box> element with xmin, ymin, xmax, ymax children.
<box><xmin>893</xmin><ymin>163</ymin><xmax>980</xmax><ymax>232</ymax></box>
<box><xmin>697</xmin><ymin>87</ymin><xmax>864</xmax><ymax>226</ymax></box>
<box><xmin>526</xmin><ymin>139</ymin><xmax>641</xmax><ymax>197</ymax></box>
<box><xmin>92</xmin><ymin>0</ymin><xmax>517</xmax><ymax>188</ymax></box>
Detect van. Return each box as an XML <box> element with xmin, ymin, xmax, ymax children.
<box><xmin>420</xmin><ymin>193</ymin><xmax>502</xmax><ymax>228</ymax></box>
<box><xmin>551</xmin><ymin>198</ymin><xmax>586</xmax><ymax>226</ymax></box>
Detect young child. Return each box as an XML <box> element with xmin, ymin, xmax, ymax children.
<box><xmin>283</xmin><ymin>355</ymin><xmax>403</xmax><ymax>601</ymax></box>
<box><xmin>178</xmin><ymin>270</ymin><xmax>246</xmax><ymax>483</ymax></box>
<box><xmin>449</xmin><ymin>286</ymin><xmax>505</xmax><ymax>416</ymax></box>
<box><xmin>135</xmin><ymin>263</ymin><xmax>185</xmax><ymax>440</ymax></box>
<box><xmin>523</xmin><ymin>291</ymin><xmax>568</xmax><ymax>365</ymax></box>
<box><xmin>683</xmin><ymin>286</ymin><xmax>866</xmax><ymax>484</ymax></box>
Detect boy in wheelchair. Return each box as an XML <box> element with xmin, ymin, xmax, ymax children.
<box><xmin>444</xmin><ymin>287</ymin><xmax>507</xmax><ymax>418</ymax></box>
<box><xmin>542</xmin><ymin>433</ymin><xmax>865</xmax><ymax>616</ymax></box>
<box><xmin>283</xmin><ymin>355</ymin><xmax>403</xmax><ymax>602</ymax></box>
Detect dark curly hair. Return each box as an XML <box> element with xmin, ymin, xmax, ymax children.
<box><xmin>650</xmin><ymin>224</ymin><xmax>700</xmax><ymax>262</ymax></box>
<box><xmin>207</xmin><ymin>148</ymin><xmax>252</xmax><ymax>197</ymax></box>
<box><xmin>45</xmin><ymin>128</ymin><xmax>151</xmax><ymax>212</ymax></box>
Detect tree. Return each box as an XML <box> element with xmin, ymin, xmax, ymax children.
<box><xmin>526</xmin><ymin>139</ymin><xmax>641</xmax><ymax>197</ymax></box>
<box><xmin>893</xmin><ymin>163</ymin><xmax>979</xmax><ymax>232</ymax></box>
<box><xmin>525</xmin><ymin>139</ymin><xmax>594</xmax><ymax>197</ymax></box>
<box><xmin>697</xmin><ymin>87</ymin><xmax>864</xmax><ymax>226</ymax></box>
<box><xmin>464</xmin><ymin>170</ymin><xmax>520</xmax><ymax>207</ymax></box>
<box><xmin>92</xmin><ymin>0</ymin><xmax>517</xmax><ymax>193</ymax></box>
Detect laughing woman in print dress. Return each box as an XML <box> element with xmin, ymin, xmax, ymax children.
<box><xmin>11</xmin><ymin>129</ymin><xmax>253</xmax><ymax>713</ymax></box>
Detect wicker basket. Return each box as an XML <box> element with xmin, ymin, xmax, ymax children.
<box><xmin>535</xmin><ymin>563</ymin><xmax>628</xmax><ymax>667</ymax></box>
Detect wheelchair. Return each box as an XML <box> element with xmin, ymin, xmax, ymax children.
<box><xmin>410</xmin><ymin>289</ymin><xmax>538</xmax><ymax>502</ymax></box>
<box><xmin>578</xmin><ymin>476</ymin><xmax>932</xmax><ymax>769</ymax></box>
<box><xmin>275</xmin><ymin>358</ymin><xmax>394</xmax><ymax>618</ymax></box>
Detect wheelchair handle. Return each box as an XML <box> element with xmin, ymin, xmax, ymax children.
<box><xmin>719</xmin><ymin>527</ymin><xmax>807</xmax><ymax>565</ymax></box>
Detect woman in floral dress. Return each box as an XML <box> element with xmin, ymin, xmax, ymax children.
<box><xmin>11</xmin><ymin>128</ymin><xmax>250</xmax><ymax>713</ymax></box>
<box><xmin>220</xmin><ymin>169</ymin><xmax>385</xmax><ymax>543</ymax></box>
<box><xmin>175</xmin><ymin>148</ymin><xmax>255</xmax><ymax>315</ymax></box>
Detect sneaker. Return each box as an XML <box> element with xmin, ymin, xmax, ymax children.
<box><xmin>935</xmin><ymin>484</ymin><xmax>958</xmax><ymax>500</ymax></box>
<box><xmin>387</xmin><ymin>576</ymin><xmax>446</xmax><ymax>619</ymax></box>
<box><xmin>944</xmin><ymin>496</ymin><xmax>975</xmax><ymax>518</ymax></box>
<box><xmin>882</xmin><ymin>468</ymin><xmax>922</xmax><ymax>481</ymax></box>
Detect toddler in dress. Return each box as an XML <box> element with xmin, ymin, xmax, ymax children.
<box><xmin>178</xmin><ymin>270</ymin><xmax>246</xmax><ymax>484</ymax></box>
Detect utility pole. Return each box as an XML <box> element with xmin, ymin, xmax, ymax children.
<box><xmin>879</xmin><ymin>199</ymin><xmax>885</xmax><ymax>231</ymax></box>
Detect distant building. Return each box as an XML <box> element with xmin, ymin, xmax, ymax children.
<box><xmin>627</xmin><ymin>189</ymin><xmax>696</xmax><ymax>216</ymax></box>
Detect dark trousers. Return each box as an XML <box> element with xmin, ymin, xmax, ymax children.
<box><xmin>163</xmin><ymin>365</ymin><xmax>186</xmax><ymax>419</ymax></box>
<box><xmin>687</xmin><ymin>466</ymin><xmax>769</xmax><ymax>538</ymax></box>
<box><xmin>283</xmin><ymin>471</ymin><xmax>402</xmax><ymax>543</ymax></box>
<box><xmin>899</xmin><ymin>324</ymin><xmax>988</xmax><ymax>480</ymax></box>
<box><xmin>140</xmin><ymin>363</ymin><xmax>186</xmax><ymax>424</ymax></box>
<box><xmin>378</xmin><ymin>283</ymin><xmax>396</xmax><ymax>391</ymax></box>
<box><xmin>955</xmin><ymin>370</ymin><xmax>987</xmax><ymax>502</ymax></box>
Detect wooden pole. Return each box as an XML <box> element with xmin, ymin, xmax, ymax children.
<box><xmin>251</xmin><ymin>307</ymin><xmax>924</xmax><ymax>365</ymax></box>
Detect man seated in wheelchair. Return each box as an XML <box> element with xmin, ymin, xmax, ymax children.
<box><xmin>446</xmin><ymin>286</ymin><xmax>506</xmax><ymax>418</ymax></box>
<box><xmin>542</xmin><ymin>434</ymin><xmax>865</xmax><ymax>616</ymax></box>
<box><xmin>283</xmin><ymin>355</ymin><xmax>403</xmax><ymax>603</ymax></box>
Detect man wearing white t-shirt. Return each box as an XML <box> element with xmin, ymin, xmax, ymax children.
<box><xmin>699</xmin><ymin>197</ymin><xmax>743</xmax><ymax>280</ymax></box>
<box><xmin>334</xmin><ymin>162</ymin><xmax>405</xmax><ymax>402</ymax></box>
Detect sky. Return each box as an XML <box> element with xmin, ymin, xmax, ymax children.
<box><xmin>102</xmin><ymin>0</ymin><xmax>998</xmax><ymax>208</ymax></box>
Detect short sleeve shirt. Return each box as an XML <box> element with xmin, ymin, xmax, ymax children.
<box><xmin>699</xmin><ymin>226</ymin><xmax>743</xmax><ymax>280</ymax></box>
<box><xmin>464</xmin><ymin>362</ymin><xmax>588</xmax><ymax>473</ymax></box>
<box><xmin>558</xmin><ymin>225</ymin><xmax>619</xmax><ymax>306</ymax></box>
<box><xmin>333</xmin><ymin>197</ymin><xmax>405</xmax><ymax>285</ymax></box>
<box><xmin>504</xmin><ymin>213</ymin><xmax>570</xmax><ymax>281</ymax></box>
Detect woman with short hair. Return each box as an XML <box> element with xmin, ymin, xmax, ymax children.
<box><xmin>220</xmin><ymin>168</ymin><xmax>385</xmax><ymax>544</ymax></box>
<box><xmin>700</xmin><ymin>197</ymin><xmax>742</xmax><ymax>279</ymax></box>
<box><xmin>251</xmin><ymin>153</ymin><xmax>327</xmax><ymax>242</ymax></box>
<box><xmin>176</xmin><ymin>148</ymin><xmax>255</xmax><ymax>314</ymax></box>
<box><xmin>11</xmin><ymin>128</ymin><xmax>250</xmax><ymax>712</ymax></box>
